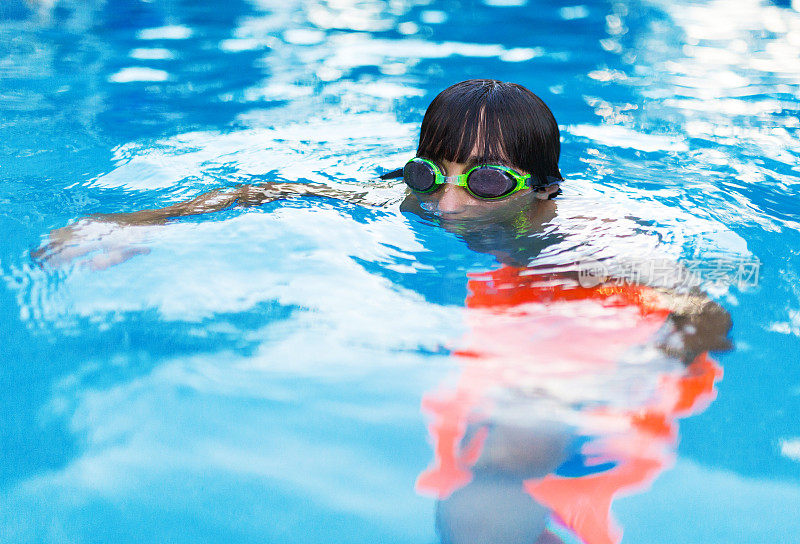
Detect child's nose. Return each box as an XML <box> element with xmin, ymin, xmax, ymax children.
<box><xmin>436</xmin><ymin>184</ymin><xmax>470</xmax><ymax>214</ymax></box>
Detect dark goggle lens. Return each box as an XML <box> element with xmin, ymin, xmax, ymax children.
<box><xmin>467</xmin><ymin>168</ymin><xmax>517</xmax><ymax>198</ymax></box>
<box><xmin>403</xmin><ymin>160</ymin><xmax>436</xmax><ymax>192</ymax></box>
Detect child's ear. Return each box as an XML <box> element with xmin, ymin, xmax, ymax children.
<box><xmin>533</xmin><ymin>184</ymin><xmax>560</xmax><ymax>200</ymax></box>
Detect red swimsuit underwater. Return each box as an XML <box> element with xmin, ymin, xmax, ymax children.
<box><xmin>416</xmin><ymin>265</ymin><xmax>722</xmax><ymax>544</ymax></box>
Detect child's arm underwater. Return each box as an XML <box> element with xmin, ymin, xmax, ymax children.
<box><xmin>87</xmin><ymin>181</ymin><xmax>399</xmax><ymax>227</ymax></box>
<box><xmin>34</xmin><ymin>180</ymin><xmax>403</xmax><ymax>268</ymax></box>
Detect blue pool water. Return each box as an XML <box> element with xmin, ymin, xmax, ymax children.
<box><xmin>1</xmin><ymin>0</ymin><xmax>799</xmax><ymax>542</ymax></box>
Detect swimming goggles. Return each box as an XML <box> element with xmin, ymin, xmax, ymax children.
<box><xmin>387</xmin><ymin>158</ymin><xmax>534</xmax><ymax>200</ymax></box>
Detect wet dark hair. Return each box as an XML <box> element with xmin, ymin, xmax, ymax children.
<box><xmin>416</xmin><ymin>79</ymin><xmax>562</xmax><ymax>189</ymax></box>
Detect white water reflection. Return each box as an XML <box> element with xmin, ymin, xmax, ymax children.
<box><xmin>91</xmin><ymin>112</ymin><xmax>414</xmax><ymax>191</ymax></box>
<box><xmin>559</xmin><ymin>5</ymin><xmax>590</xmax><ymax>20</ymax></box>
<box><xmin>109</xmin><ymin>67</ymin><xmax>170</xmax><ymax>83</ymax></box>
<box><xmin>567</xmin><ymin>124</ymin><xmax>689</xmax><ymax>152</ymax></box>
<box><xmin>129</xmin><ymin>48</ymin><xmax>175</xmax><ymax>60</ymax></box>
<box><xmin>306</xmin><ymin>36</ymin><xmax>546</xmax><ymax>71</ymax></box>
<box><xmin>635</xmin><ymin>0</ymin><xmax>800</xmax><ymax>195</ymax></box>
<box><xmin>137</xmin><ymin>25</ymin><xmax>193</xmax><ymax>40</ymax></box>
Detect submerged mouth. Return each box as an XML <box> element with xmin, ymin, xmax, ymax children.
<box><xmin>418</xmin><ymin>200</ymin><xmax>518</xmax><ymax>224</ymax></box>
<box><xmin>419</xmin><ymin>199</ymin><xmax>480</xmax><ymax>216</ymax></box>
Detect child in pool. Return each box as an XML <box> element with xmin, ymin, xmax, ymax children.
<box><xmin>38</xmin><ymin>79</ymin><xmax>732</xmax><ymax>544</ymax></box>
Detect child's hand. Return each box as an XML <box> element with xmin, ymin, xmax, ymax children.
<box><xmin>33</xmin><ymin>219</ymin><xmax>151</xmax><ymax>271</ymax></box>
<box><xmin>653</xmin><ymin>291</ymin><xmax>733</xmax><ymax>362</ymax></box>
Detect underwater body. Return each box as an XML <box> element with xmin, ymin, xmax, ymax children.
<box><xmin>1</xmin><ymin>0</ymin><xmax>800</xmax><ymax>543</ymax></box>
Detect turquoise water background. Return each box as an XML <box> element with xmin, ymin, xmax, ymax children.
<box><xmin>1</xmin><ymin>0</ymin><xmax>799</xmax><ymax>542</ymax></box>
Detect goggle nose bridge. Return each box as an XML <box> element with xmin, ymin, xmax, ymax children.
<box><xmin>441</xmin><ymin>174</ymin><xmax>468</xmax><ymax>185</ymax></box>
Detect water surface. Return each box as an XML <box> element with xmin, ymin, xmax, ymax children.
<box><xmin>1</xmin><ymin>0</ymin><xmax>799</xmax><ymax>542</ymax></box>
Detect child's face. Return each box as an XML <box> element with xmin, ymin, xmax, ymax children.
<box><xmin>410</xmin><ymin>157</ymin><xmax>554</xmax><ymax>220</ymax></box>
